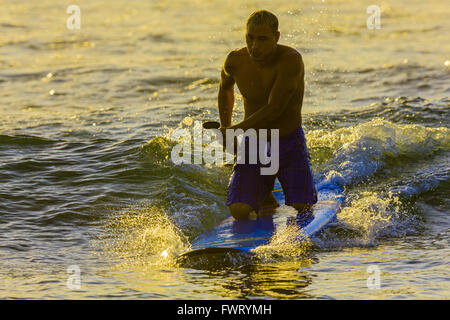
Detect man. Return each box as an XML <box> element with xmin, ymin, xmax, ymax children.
<box><xmin>218</xmin><ymin>10</ymin><xmax>318</xmax><ymax>220</ymax></box>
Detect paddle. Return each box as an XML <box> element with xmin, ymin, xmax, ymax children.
<box><xmin>202</xmin><ymin>121</ymin><xmax>236</xmax><ymax>155</ymax></box>
<box><xmin>202</xmin><ymin>121</ymin><xmax>221</xmax><ymax>129</ymax></box>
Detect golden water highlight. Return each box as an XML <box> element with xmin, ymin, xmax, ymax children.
<box><xmin>99</xmin><ymin>203</ymin><xmax>190</xmax><ymax>268</ymax></box>
<box><xmin>252</xmin><ymin>224</ymin><xmax>314</xmax><ymax>262</ymax></box>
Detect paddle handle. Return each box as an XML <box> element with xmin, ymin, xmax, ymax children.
<box><xmin>202</xmin><ymin>121</ymin><xmax>221</xmax><ymax>129</ymax></box>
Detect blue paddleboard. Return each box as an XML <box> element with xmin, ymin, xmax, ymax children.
<box><xmin>180</xmin><ymin>178</ymin><xmax>344</xmax><ymax>258</ymax></box>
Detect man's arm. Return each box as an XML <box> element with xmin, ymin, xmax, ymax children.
<box><xmin>229</xmin><ymin>52</ymin><xmax>304</xmax><ymax>130</ymax></box>
<box><xmin>218</xmin><ymin>52</ymin><xmax>236</xmax><ymax>127</ymax></box>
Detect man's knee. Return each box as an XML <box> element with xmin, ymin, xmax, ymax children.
<box><xmin>228</xmin><ymin>202</ymin><xmax>254</xmax><ymax>220</ymax></box>
<box><xmin>291</xmin><ymin>203</ymin><xmax>312</xmax><ymax>213</ymax></box>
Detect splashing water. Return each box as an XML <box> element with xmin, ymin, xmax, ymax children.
<box><xmin>308</xmin><ymin>118</ymin><xmax>449</xmax><ymax>186</ymax></box>
<box><xmin>316</xmin><ymin>191</ymin><xmax>422</xmax><ymax>248</ymax></box>
<box><xmin>251</xmin><ymin>224</ymin><xmax>313</xmax><ymax>262</ymax></box>
<box><xmin>98</xmin><ymin>203</ymin><xmax>190</xmax><ymax>267</ymax></box>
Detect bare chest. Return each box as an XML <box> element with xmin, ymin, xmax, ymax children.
<box><xmin>233</xmin><ymin>64</ymin><xmax>277</xmax><ymax>103</ymax></box>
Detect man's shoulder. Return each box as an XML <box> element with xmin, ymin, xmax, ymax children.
<box><xmin>276</xmin><ymin>45</ymin><xmax>304</xmax><ymax>73</ymax></box>
<box><xmin>277</xmin><ymin>45</ymin><xmax>303</xmax><ymax>63</ymax></box>
<box><xmin>223</xmin><ymin>48</ymin><xmax>247</xmax><ymax>74</ymax></box>
<box><xmin>225</xmin><ymin>47</ymin><xmax>247</xmax><ymax>62</ymax></box>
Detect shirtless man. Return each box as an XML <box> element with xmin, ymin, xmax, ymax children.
<box><xmin>218</xmin><ymin>10</ymin><xmax>317</xmax><ymax>220</ymax></box>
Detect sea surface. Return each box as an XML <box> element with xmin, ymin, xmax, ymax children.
<box><xmin>0</xmin><ymin>0</ymin><xmax>449</xmax><ymax>299</ymax></box>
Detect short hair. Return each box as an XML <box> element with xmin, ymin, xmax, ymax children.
<box><xmin>246</xmin><ymin>10</ymin><xmax>279</xmax><ymax>34</ymax></box>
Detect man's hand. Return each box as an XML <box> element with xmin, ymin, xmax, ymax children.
<box><xmin>219</xmin><ymin>126</ymin><xmax>241</xmax><ymax>156</ymax></box>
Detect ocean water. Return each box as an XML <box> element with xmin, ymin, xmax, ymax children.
<box><xmin>0</xmin><ymin>0</ymin><xmax>449</xmax><ymax>299</ymax></box>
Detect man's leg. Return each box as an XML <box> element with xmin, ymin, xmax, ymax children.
<box><xmin>228</xmin><ymin>202</ymin><xmax>254</xmax><ymax>220</ymax></box>
<box><xmin>226</xmin><ymin>164</ymin><xmax>266</xmax><ymax>221</ymax></box>
<box><xmin>277</xmin><ymin>126</ymin><xmax>318</xmax><ymax>217</ymax></box>
<box><xmin>227</xmin><ymin>170</ymin><xmax>276</xmax><ymax>220</ymax></box>
<box><xmin>227</xmin><ymin>135</ymin><xmax>277</xmax><ymax>220</ymax></box>
<box><xmin>258</xmin><ymin>192</ymin><xmax>280</xmax><ymax>215</ymax></box>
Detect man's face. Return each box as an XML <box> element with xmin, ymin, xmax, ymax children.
<box><xmin>246</xmin><ymin>22</ymin><xmax>279</xmax><ymax>62</ymax></box>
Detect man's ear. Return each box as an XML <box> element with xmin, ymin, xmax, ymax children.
<box><xmin>276</xmin><ymin>31</ymin><xmax>280</xmax><ymax>42</ymax></box>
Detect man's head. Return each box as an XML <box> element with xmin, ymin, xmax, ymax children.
<box><xmin>245</xmin><ymin>10</ymin><xmax>280</xmax><ymax>62</ymax></box>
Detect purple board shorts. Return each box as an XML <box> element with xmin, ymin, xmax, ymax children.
<box><xmin>226</xmin><ymin>125</ymin><xmax>318</xmax><ymax>213</ymax></box>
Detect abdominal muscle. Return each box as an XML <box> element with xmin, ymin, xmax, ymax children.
<box><xmin>243</xmin><ymin>92</ymin><xmax>303</xmax><ymax>137</ymax></box>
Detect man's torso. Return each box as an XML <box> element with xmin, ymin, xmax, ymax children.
<box><xmin>227</xmin><ymin>44</ymin><xmax>304</xmax><ymax>137</ymax></box>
